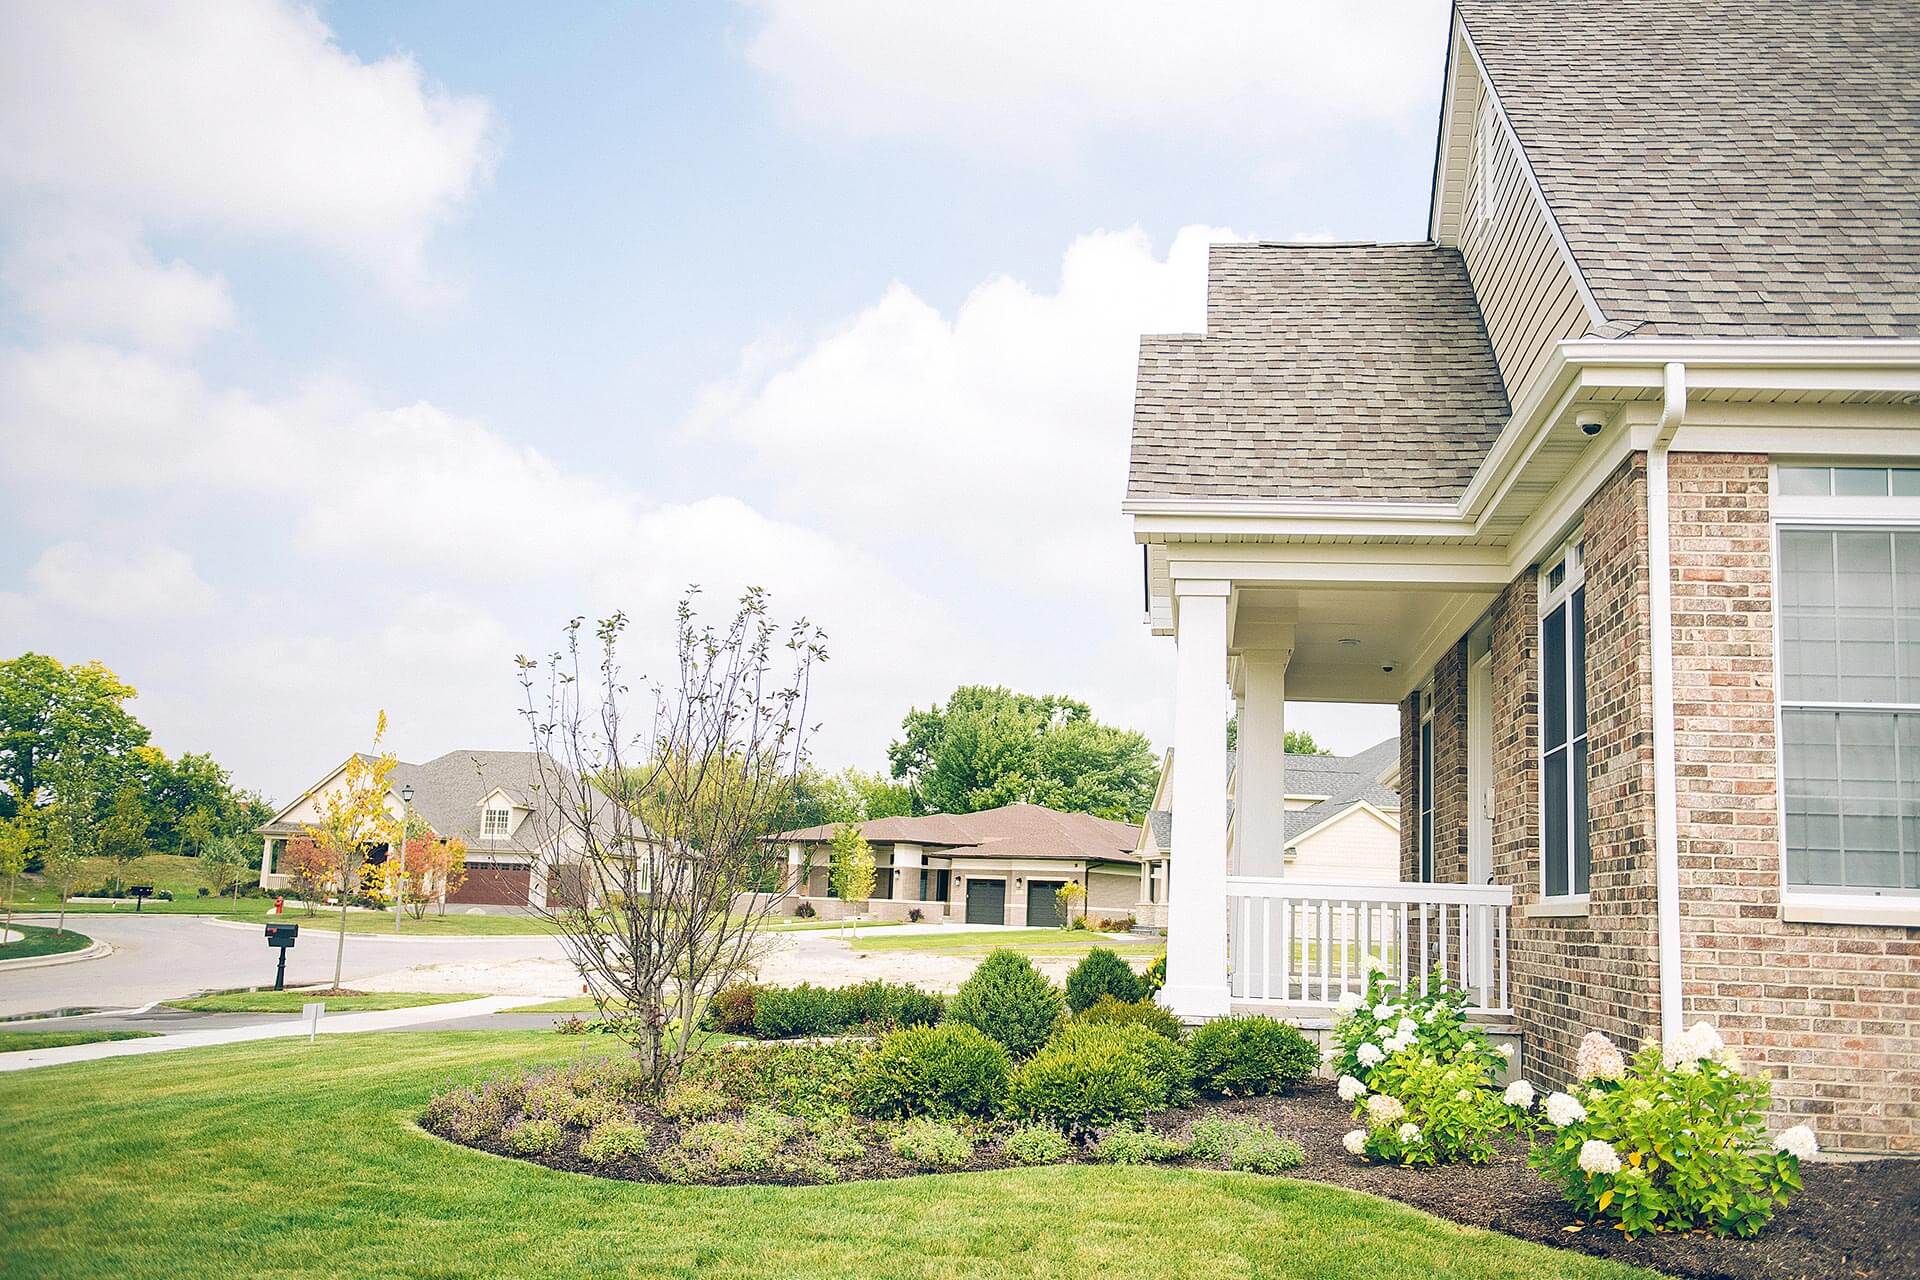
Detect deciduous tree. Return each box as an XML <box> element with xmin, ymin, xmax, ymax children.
<box><xmin>281</xmin><ymin>837</ymin><xmax>335</xmax><ymax>916</ymax></box>
<box><xmin>0</xmin><ymin>654</ymin><xmax>148</xmax><ymax>818</ymax></box>
<box><xmin>829</xmin><ymin>821</ymin><xmax>875</xmax><ymax>937</ymax></box>
<box><xmin>95</xmin><ymin>787</ymin><xmax>150</xmax><ymax>879</ymax></box>
<box><xmin>38</xmin><ymin>809</ymin><xmax>82</xmax><ymax>934</ymax></box>
<box><xmin>200</xmin><ymin>832</ymin><xmax>251</xmax><ymax>900</ymax></box>
<box><xmin>0</xmin><ymin>813</ymin><xmax>31</xmax><ymax>934</ymax></box>
<box><xmin>301</xmin><ymin>715</ymin><xmax>401</xmax><ymax>987</ymax></box>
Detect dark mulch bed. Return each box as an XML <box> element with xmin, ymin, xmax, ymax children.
<box><xmin>1151</xmin><ymin>1082</ymin><xmax>1920</xmax><ymax>1280</ymax></box>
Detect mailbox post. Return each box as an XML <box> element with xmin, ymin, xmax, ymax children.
<box><xmin>264</xmin><ymin>922</ymin><xmax>299</xmax><ymax>990</ymax></box>
<box><xmin>129</xmin><ymin>884</ymin><xmax>154</xmax><ymax>913</ymax></box>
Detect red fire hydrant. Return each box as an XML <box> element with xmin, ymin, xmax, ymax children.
<box><xmin>272</xmin><ymin>896</ymin><xmax>284</xmax><ymax>915</ymax></box>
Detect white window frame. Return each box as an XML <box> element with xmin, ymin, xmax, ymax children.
<box><xmin>1771</xmin><ymin>463</ymin><xmax>1920</xmax><ymax>926</ymax></box>
<box><xmin>1538</xmin><ymin>531</ymin><xmax>1590</xmax><ymax>905</ymax></box>
<box><xmin>481</xmin><ymin>806</ymin><xmax>512</xmax><ymax>839</ymax></box>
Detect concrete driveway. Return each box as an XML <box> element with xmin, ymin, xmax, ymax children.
<box><xmin>0</xmin><ymin>913</ymin><xmax>570</xmax><ymax>1019</ymax></box>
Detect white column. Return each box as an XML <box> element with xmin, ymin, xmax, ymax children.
<box><xmin>1236</xmin><ymin>648</ymin><xmax>1291</xmax><ymax>877</ymax></box>
<box><xmin>1162</xmin><ymin>579</ymin><xmax>1232</xmax><ymax>1020</ymax></box>
<box><xmin>786</xmin><ymin>842</ymin><xmax>804</xmax><ymax>900</ymax></box>
<box><xmin>893</xmin><ymin>842</ymin><xmax>922</xmax><ymax>900</ymax></box>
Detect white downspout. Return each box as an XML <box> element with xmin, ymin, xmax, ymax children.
<box><xmin>1648</xmin><ymin>361</ymin><xmax>1686</xmax><ymax>1043</ymax></box>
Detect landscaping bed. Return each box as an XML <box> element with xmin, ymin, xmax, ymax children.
<box><xmin>0</xmin><ymin>921</ymin><xmax>93</xmax><ymax>962</ymax></box>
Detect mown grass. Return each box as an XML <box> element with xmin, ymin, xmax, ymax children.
<box><xmin>0</xmin><ymin>1031</ymin><xmax>1656</xmax><ymax>1280</ymax></box>
<box><xmin>216</xmin><ymin>905</ymin><xmax>560</xmax><ymax>936</ymax></box>
<box><xmin>0</xmin><ymin>921</ymin><xmax>94</xmax><ymax>961</ymax></box>
<box><xmin>0</xmin><ymin>1030</ymin><xmax>155</xmax><ymax>1054</ymax></box>
<box><xmin>853</xmin><ymin>927</ymin><xmax>1161</xmax><ymax>959</ymax></box>
<box><xmin>164</xmin><ymin>990</ymin><xmax>476</xmax><ymax>1014</ymax></box>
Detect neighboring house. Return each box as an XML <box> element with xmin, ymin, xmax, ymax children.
<box><xmin>258</xmin><ymin>749</ymin><xmax>583</xmax><ymax>909</ymax></box>
<box><xmin>774</xmin><ymin>803</ymin><xmax>1143</xmax><ymax>926</ymax></box>
<box><xmin>1126</xmin><ymin>1</ymin><xmax>1920</xmax><ymax>1153</ymax></box>
<box><xmin>1135</xmin><ymin>742</ymin><xmax>1402</xmax><ymax>927</ymax></box>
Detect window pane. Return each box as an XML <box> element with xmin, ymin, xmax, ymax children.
<box><xmin>1898</xmin><ymin>534</ymin><xmax>1920</xmax><ymax>702</ymax></box>
<box><xmin>1902</xmin><ymin>715</ymin><xmax>1920</xmax><ymax>890</ymax></box>
<box><xmin>1895</xmin><ymin>469</ymin><xmax>1920</xmax><ymax>497</ymax></box>
<box><xmin>1835</xmin><ymin>467</ymin><xmax>1891</xmax><ymax>497</ymax></box>
<box><xmin>1572</xmin><ymin>736</ymin><xmax>1590</xmax><ymax>894</ymax></box>
<box><xmin>1836</xmin><ymin>531</ymin><xmax>1897</xmax><ymax>701</ymax></box>
<box><xmin>1778</xmin><ymin>466</ymin><xmax>1832</xmax><ymax>496</ymax></box>
<box><xmin>1542</xmin><ymin>605</ymin><xmax>1567</xmax><ymax>749</ymax></box>
<box><xmin>1779</xmin><ymin>530</ymin><xmax>1838</xmax><ymax>700</ymax></box>
<box><xmin>1571</xmin><ymin>587</ymin><xmax>1587</xmax><ymax>740</ymax></box>
<box><xmin>1543</xmin><ymin>747</ymin><xmax>1568</xmax><ymax>896</ymax></box>
<box><xmin>1783</xmin><ymin>710</ymin><xmax>1843</xmax><ymax>886</ymax></box>
<box><xmin>1840</xmin><ymin>712</ymin><xmax>1902</xmax><ymax>887</ymax></box>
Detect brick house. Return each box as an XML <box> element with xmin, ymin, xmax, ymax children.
<box><xmin>1128</xmin><ymin>1</ymin><xmax>1920</xmax><ymax>1153</ymax></box>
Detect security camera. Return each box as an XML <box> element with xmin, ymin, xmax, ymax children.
<box><xmin>1381</xmin><ymin>664</ymin><xmax>1395</xmax><ymax>674</ymax></box>
<box><xmin>1577</xmin><ymin>413</ymin><xmax>1606</xmax><ymax>437</ymax></box>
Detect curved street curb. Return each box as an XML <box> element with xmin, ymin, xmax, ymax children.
<box><xmin>0</xmin><ymin>938</ymin><xmax>113</xmax><ymax>973</ymax></box>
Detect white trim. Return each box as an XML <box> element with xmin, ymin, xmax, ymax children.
<box><xmin>1781</xmin><ymin>891</ymin><xmax>1920</xmax><ymax>928</ymax></box>
<box><xmin>1521</xmin><ymin>895</ymin><xmax>1589</xmax><ymax>919</ymax></box>
<box><xmin>1649</xmin><ymin>362</ymin><xmax>1687</xmax><ymax>1044</ymax></box>
<box><xmin>1537</xmin><ymin>528</ymin><xmax>1590</xmax><ymax>904</ymax></box>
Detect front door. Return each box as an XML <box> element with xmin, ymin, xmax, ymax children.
<box><xmin>965</xmin><ymin>878</ymin><xmax>1006</xmax><ymax>925</ymax></box>
<box><xmin>1467</xmin><ymin>647</ymin><xmax>1495</xmax><ymax>989</ymax></box>
<box><xmin>1025</xmin><ymin>880</ymin><xmax>1066</xmax><ymax>927</ymax></box>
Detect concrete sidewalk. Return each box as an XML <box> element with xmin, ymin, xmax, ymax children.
<box><xmin>0</xmin><ymin>994</ymin><xmax>526</xmax><ymax>1073</ymax></box>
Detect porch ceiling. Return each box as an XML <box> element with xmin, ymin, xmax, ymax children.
<box><xmin>1233</xmin><ymin>585</ymin><xmax>1494</xmax><ymax>704</ymax></box>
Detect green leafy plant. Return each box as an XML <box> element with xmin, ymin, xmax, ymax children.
<box><xmin>706</xmin><ymin>982</ymin><xmax>760</xmax><ymax>1035</ymax></box>
<box><xmin>836</xmin><ymin>979</ymin><xmax>943</xmax><ymax>1030</ymax></box>
<box><xmin>578</xmin><ymin>1118</ymin><xmax>653</xmax><ymax>1165</ymax></box>
<box><xmin>502</xmin><ymin>1116</ymin><xmax>564</xmax><ymax>1156</ymax></box>
<box><xmin>751</xmin><ymin>983</ymin><xmax>846</xmax><ymax>1039</ymax></box>
<box><xmin>659</xmin><ymin>1081</ymin><xmax>732</xmax><ymax>1123</ymax></box>
<box><xmin>1090</xmin><ymin>1123</ymin><xmax>1185</xmax><ymax>1164</ymax></box>
<box><xmin>1529</xmin><ymin>1027</ymin><xmax>1813</xmax><ymax>1239</ymax></box>
<box><xmin>1075</xmin><ymin>994</ymin><xmax>1185</xmax><ymax>1041</ymax></box>
<box><xmin>1065</xmin><ymin>947</ymin><xmax>1145</xmax><ymax>1012</ymax></box>
<box><xmin>659</xmin><ymin>1108</ymin><xmax>806</xmax><ymax>1181</ymax></box>
<box><xmin>682</xmin><ymin>1041</ymin><xmax>871</xmax><ymax>1119</ymax></box>
<box><xmin>1005</xmin><ymin>1026</ymin><xmax>1158</xmax><ymax>1136</ymax></box>
<box><xmin>1186</xmin><ymin>1115</ymin><xmax>1303</xmax><ymax>1174</ymax></box>
<box><xmin>1001</xmin><ymin>1123</ymin><xmax>1073</xmax><ymax>1166</ymax></box>
<box><xmin>1343</xmin><ymin>1049</ymin><xmax>1517</xmax><ymax>1167</ymax></box>
<box><xmin>1049</xmin><ymin>1022</ymin><xmax>1193</xmax><ymax>1107</ymax></box>
<box><xmin>1331</xmin><ymin>968</ymin><xmax>1500</xmax><ymax>1084</ymax></box>
<box><xmin>888</xmin><ymin>1118</ymin><xmax>975</xmax><ymax>1169</ymax></box>
<box><xmin>854</xmin><ymin>1024</ymin><xmax>1010</xmax><ymax>1119</ymax></box>
<box><xmin>947</xmin><ymin>950</ymin><xmax>1064</xmax><ymax>1059</ymax></box>
<box><xmin>1187</xmin><ymin>1016</ymin><xmax>1319</xmax><ymax>1097</ymax></box>
<box><xmin>1140</xmin><ymin>953</ymin><xmax>1166</xmax><ymax>998</ymax></box>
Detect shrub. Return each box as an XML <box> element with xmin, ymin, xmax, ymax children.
<box><xmin>554</xmin><ymin>1014</ymin><xmax>588</xmax><ymax>1036</ymax></box>
<box><xmin>1065</xmin><ymin>948</ymin><xmax>1145</xmax><ymax>1013</ymax></box>
<box><xmin>752</xmin><ymin>983</ymin><xmax>845</xmax><ymax>1039</ymax></box>
<box><xmin>683</xmin><ymin>1041</ymin><xmax>871</xmax><ymax>1119</ymax></box>
<box><xmin>1075</xmin><ymin>994</ymin><xmax>1184</xmax><ymax>1042</ymax></box>
<box><xmin>503</xmin><ymin>1116</ymin><xmax>564</xmax><ymax>1156</ymax></box>
<box><xmin>1001</xmin><ymin>1124</ymin><xmax>1073</xmax><ymax>1166</ymax></box>
<box><xmin>907</xmin><ymin>908</ymin><xmax>924</xmax><ymax>923</ymax></box>
<box><xmin>1140</xmin><ymin>953</ymin><xmax>1166</xmax><ymax>998</ymax></box>
<box><xmin>948</xmin><ymin>950</ymin><xmax>1064</xmax><ymax>1059</ymax></box>
<box><xmin>1344</xmin><ymin>1050</ymin><xmax>1516</xmax><ymax>1167</ymax></box>
<box><xmin>1005</xmin><ymin>1027</ymin><xmax>1156</xmax><ymax>1136</ymax></box>
<box><xmin>1188</xmin><ymin>1016</ymin><xmax>1318</xmax><ymax>1097</ymax></box>
<box><xmin>1091</xmin><ymin>1123</ymin><xmax>1185</xmax><ymax>1164</ymax></box>
<box><xmin>1188</xmin><ymin>1115</ymin><xmax>1304</xmax><ymax>1174</ymax></box>
<box><xmin>523</xmin><ymin>1079</ymin><xmax>621</xmax><ymax>1130</ymax></box>
<box><xmin>422</xmin><ymin>1077</ymin><xmax>524</xmax><ymax>1144</ymax></box>
<box><xmin>794</xmin><ymin>901</ymin><xmax>816</xmax><ymax>918</ymax></box>
<box><xmin>660</xmin><ymin>1109</ymin><xmax>806</xmax><ymax>1181</ymax></box>
<box><xmin>854</xmin><ymin>1024</ymin><xmax>1010</xmax><ymax>1119</ymax></box>
<box><xmin>1049</xmin><ymin>1022</ymin><xmax>1193</xmax><ymax>1107</ymax></box>
<box><xmin>1094</xmin><ymin>916</ymin><xmax>1135</xmax><ymax>932</ymax></box>
<box><xmin>659</xmin><ymin>1081</ymin><xmax>732</xmax><ymax>1123</ymax></box>
<box><xmin>707</xmin><ymin>982</ymin><xmax>760</xmax><ymax>1035</ymax></box>
<box><xmin>812</xmin><ymin>1127</ymin><xmax>866</xmax><ymax>1164</ymax></box>
<box><xmin>579</xmin><ymin>1118</ymin><xmax>653</xmax><ymax>1165</ymax></box>
<box><xmin>1529</xmin><ymin>1027</ymin><xmax>1813</xmax><ymax>1238</ymax></box>
<box><xmin>837</xmin><ymin>980</ymin><xmax>943</xmax><ymax>1031</ymax></box>
<box><xmin>888</xmin><ymin>1118</ymin><xmax>974</xmax><ymax>1169</ymax></box>
<box><xmin>1331</xmin><ymin>968</ymin><xmax>1500</xmax><ymax>1085</ymax></box>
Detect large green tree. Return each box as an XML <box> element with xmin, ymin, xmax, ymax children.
<box><xmin>886</xmin><ymin>685</ymin><xmax>1157</xmax><ymax>822</ymax></box>
<box><xmin>0</xmin><ymin>654</ymin><xmax>148</xmax><ymax>818</ymax></box>
<box><xmin>774</xmin><ymin>765</ymin><xmax>912</xmax><ymax>831</ymax></box>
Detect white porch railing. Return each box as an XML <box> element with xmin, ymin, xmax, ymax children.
<box><xmin>1225</xmin><ymin>877</ymin><xmax>1514</xmax><ymax>1015</ymax></box>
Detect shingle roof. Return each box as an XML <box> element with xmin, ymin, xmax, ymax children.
<box><xmin>1142</xmin><ymin>739</ymin><xmax>1400</xmax><ymax>854</ymax></box>
<box><xmin>1126</xmin><ymin>242</ymin><xmax>1510</xmax><ymax>502</ymax></box>
<box><xmin>1458</xmin><ymin>0</ymin><xmax>1920</xmax><ymax>338</ymax></box>
<box><xmin>259</xmin><ymin>749</ymin><xmax>570</xmax><ymax>855</ymax></box>
<box><xmin>778</xmin><ymin>802</ymin><xmax>1140</xmax><ymax>862</ymax></box>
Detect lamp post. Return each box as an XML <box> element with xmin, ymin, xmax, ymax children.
<box><xmin>395</xmin><ymin>784</ymin><xmax>414</xmax><ymax>934</ymax></box>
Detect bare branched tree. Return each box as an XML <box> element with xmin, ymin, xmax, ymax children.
<box><xmin>519</xmin><ymin>588</ymin><xmax>825</xmax><ymax>1096</ymax></box>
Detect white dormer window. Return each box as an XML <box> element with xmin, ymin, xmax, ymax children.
<box><xmin>482</xmin><ymin>806</ymin><xmax>511</xmax><ymax>838</ymax></box>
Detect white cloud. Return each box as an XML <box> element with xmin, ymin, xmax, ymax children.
<box><xmin>24</xmin><ymin>541</ymin><xmax>216</xmax><ymax>619</ymax></box>
<box><xmin>2</xmin><ymin>221</ymin><xmax>235</xmax><ymax>353</ymax></box>
<box><xmin>739</xmin><ymin>0</ymin><xmax>1448</xmax><ymax>158</ymax></box>
<box><xmin>0</xmin><ymin>0</ymin><xmax>497</xmax><ymax>293</ymax></box>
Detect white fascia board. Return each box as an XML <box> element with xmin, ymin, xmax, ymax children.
<box><xmin>1425</xmin><ymin>10</ymin><xmax>1466</xmax><ymax>243</ymax></box>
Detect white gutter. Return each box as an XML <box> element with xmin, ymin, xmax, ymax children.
<box><xmin>1647</xmin><ymin>361</ymin><xmax>1686</xmax><ymax>1044</ymax></box>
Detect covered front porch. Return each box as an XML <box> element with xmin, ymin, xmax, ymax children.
<box><xmin>1147</xmin><ymin>535</ymin><xmax>1513</xmax><ymax>1023</ymax></box>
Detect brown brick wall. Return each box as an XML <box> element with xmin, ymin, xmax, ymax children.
<box><xmin>1669</xmin><ymin>454</ymin><xmax>1920</xmax><ymax>1154</ymax></box>
<box><xmin>1400</xmin><ymin>644</ymin><xmax>1471</xmax><ymax>885</ymax></box>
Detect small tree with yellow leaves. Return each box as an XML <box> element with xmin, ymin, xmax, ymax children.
<box><xmin>302</xmin><ymin>713</ymin><xmax>401</xmax><ymax>989</ymax></box>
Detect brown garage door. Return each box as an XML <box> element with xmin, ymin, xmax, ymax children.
<box><xmin>448</xmin><ymin>862</ymin><xmax>532</xmax><ymax>906</ymax></box>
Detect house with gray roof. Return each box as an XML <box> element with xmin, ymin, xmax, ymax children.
<box><xmin>1133</xmin><ymin>742</ymin><xmax>1401</xmax><ymax>927</ymax></box>
<box><xmin>257</xmin><ymin>749</ymin><xmax>583</xmax><ymax>908</ymax></box>
<box><xmin>1132</xmin><ymin>0</ymin><xmax>1920</xmax><ymax>1154</ymax></box>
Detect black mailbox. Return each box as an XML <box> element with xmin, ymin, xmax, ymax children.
<box><xmin>129</xmin><ymin>884</ymin><xmax>154</xmax><ymax>912</ymax></box>
<box><xmin>264</xmin><ymin>923</ymin><xmax>299</xmax><ymax>990</ymax></box>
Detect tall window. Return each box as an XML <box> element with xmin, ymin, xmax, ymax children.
<box><xmin>1777</xmin><ymin>466</ymin><xmax>1920</xmax><ymax>894</ymax></box>
<box><xmin>1540</xmin><ymin>535</ymin><xmax>1589</xmax><ymax>898</ymax></box>
<box><xmin>482</xmin><ymin>806</ymin><xmax>510</xmax><ymax>838</ymax></box>
<box><xmin>1416</xmin><ymin>687</ymin><xmax>1435</xmax><ymax>881</ymax></box>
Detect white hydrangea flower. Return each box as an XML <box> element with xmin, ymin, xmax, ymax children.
<box><xmin>1544</xmin><ymin>1092</ymin><xmax>1587</xmax><ymax>1128</ymax></box>
<box><xmin>1365</xmin><ymin>954</ymin><xmax>1390</xmax><ymax>975</ymax></box>
<box><xmin>1397</xmin><ymin>1122</ymin><xmax>1421</xmax><ymax>1144</ymax></box>
<box><xmin>1575</xmin><ymin>1031</ymin><xmax>1625</xmax><ymax>1082</ymax></box>
<box><xmin>1337</xmin><ymin>1074</ymin><xmax>1368</xmax><ymax>1102</ymax></box>
<box><xmin>1396</xmin><ymin>1016</ymin><xmax>1419</xmax><ymax>1037</ymax></box>
<box><xmin>1336</xmin><ymin>990</ymin><xmax>1363</xmax><ymax>1014</ymax></box>
<box><xmin>1774</xmin><ymin>1124</ymin><xmax>1818</xmax><ymax>1161</ymax></box>
<box><xmin>1504</xmin><ymin>1079</ymin><xmax>1536</xmax><ymax>1108</ymax></box>
<box><xmin>1343</xmin><ymin>1128</ymin><xmax>1368</xmax><ymax>1156</ymax></box>
<box><xmin>1715</xmin><ymin>1045</ymin><xmax>1744</xmax><ymax>1074</ymax></box>
<box><xmin>1663</xmin><ymin>1021</ymin><xmax>1725</xmax><ymax>1072</ymax></box>
<box><xmin>1577</xmin><ymin>1139</ymin><xmax>1623</xmax><ymax>1176</ymax></box>
<box><xmin>1497</xmin><ymin>1043</ymin><xmax>1515</xmax><ymax>1060</ymax></box>
<box><xmin>1356</xmin><ymin>1042</ymin><xmax>1385</xmax><ymax>1068</ymax></box>
<box><xmin>1423</xmin><ymin>1006</ymin><xmax>1440</xmax><ymax>1023</ymax></box>
<box><xmin>1365</xmin><ymin>1093</ymin><xmax>1406</xmax><ymax>1126</ymax></box>
<box><xmin>1373</xmin><ymin>1003</ymin><xmax>1395</xmax><ymax>1021</ymax></box>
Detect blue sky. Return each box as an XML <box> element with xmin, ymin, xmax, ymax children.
<box><xmin>0</xmin><ymin>1</ymin><xmax>1447</xmax><ymax>800</ymax></box>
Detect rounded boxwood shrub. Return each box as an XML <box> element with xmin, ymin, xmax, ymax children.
<box><xmin>1188</xmin><ymin>1015</ymin><xmax>1320</xmax><ymax>1097</ymax></box>
<box><xmin>1065</xmin><ymin>947</ymin><xmax>1145</xmax><ymax>1012</ymax></box>
<box><xmin>751</xmin><ymin>983</ymin><xmax>844</xmax><ymax>1039</ymax></box>
<box><xmin>948</xmin><ymin>950</ymin><xmax>1064</xmax><ymax>1059</ymax></box>
<box><xmin>1075</xmin><ymin>994</ymin><xmax>1185</xmax><ymax>1042</ymax></box>
<box><xmin>1049</xmin><ymin>1022</ymin><xmax>1194</xmax><ymax>1108</ymax></box>
<box><xmin>838</xmin><ymin>979</ymin><xmax>943</xmax><ymax>1030</ymax></box>
<box><xmin>1005</xmin><ymin>1027</ymin><xmax>1156</xmax><ymax>1136</ymax></box>
<box><xmin>854</xmin><ymin>1024</ymin><xmax>1010</xmax><ymax>1119</ymax></box>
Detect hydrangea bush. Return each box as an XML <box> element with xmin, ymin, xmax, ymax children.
<box><xmin>1528</xmin><ymin>1025</ymin><xmax>1816</xmax><ymax>1239</ymax></box>
<box><xmin>1330</xmin><ymin>967</ymin><xmax>1501</xmax><ymax>1085</ymax></box>
<box><xmin>1338</xmin><ymin>1051</ymin><xmax>1525</xmax><ymax>1166</ymax></box>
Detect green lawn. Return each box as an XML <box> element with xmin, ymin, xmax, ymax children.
<box><xmin>164</xmin><ymin>990</ymin><xmax>476</xmax><ymax>1014</ymax></box>
<box><xmin>216</xmin><ymin>904</ymin><xmax>560</xmax><ymax>936</ymax></box>
<box><xmin>501</xmin><ymin>997</ymin><xmax>601</xmax><ymax>1013</ymax></box>
<box><xmin>853</xmin><ymin>927</ymin><xmax>1162</xmax><ymax>960</ymax></box>
<box><xmin>0</xmin><ymin>1030</ymin><xmax>155</xmax><ymax>1054</ymax></box>
<box><xmin>0</xmin><ymin>1031</ymin><xmax>1655</xmax><ymax>1280</ymax></box>
<box><xmin>766</xmin><ymin>917</ymin><xmax>906</xmax><ymax>933</ymax></box>
<box><xmin>6</xmin><ymin>854</ymin><xmax>235</xmax><ymax>913</ymax></box>
<box><xmin>0</xmin><ymin>921</ymin><xmax>94</xmax><ymax>962</ymax></box>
